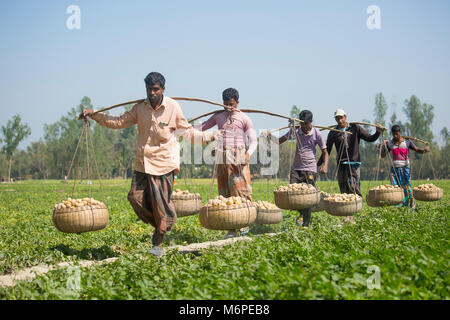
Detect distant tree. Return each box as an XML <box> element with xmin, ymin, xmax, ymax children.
<box><xmin>373</xmin><ymin>92</ymin><xmax>388</xmax><ymax>127</ymax></box>
<box><xmin>403</xmin><ymin>95</ymin><xmax>434</xmax><ymax>143</ymax></box>
<box><xmin>0</xmin><ymin>114</ymin><xmax>31</xmax><ymax>182</ymax></box>
<box><xmin>388</xmin><ymin>102</ymin><xmax>404</xmax><ymax>131</ymax></box>
<box><xmin>359</xmin><ymin>93</ymin><xmax>389</xmax><ymax>180</ymax></box>
<box><xmin>113</xmin><ymin>104</ymin><xmax>137</xmax><ymax>179</ymax></box>
<box><xmin>290</xmin><ymin>105</ymin><xmax>301</xmax><ymax>119</ymax></box>
<box><xmin>439</xmin><ymin>127</ymin><xmax>449</xmax><ymax>179</ymax></box>
<box><xmin>440</xmin><ymin>127</ymin><xmax>449</xmax><ymax>146</ymax></box>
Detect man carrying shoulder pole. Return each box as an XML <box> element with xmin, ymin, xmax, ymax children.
<box><xmin>318</xmin><ymin>108</ymin><xmax>383</xmax><ymax>224</ymax></box>
<box><xmin>79</xmin><ymin>72</ymin><xmax>221</xmax><ymax>256</ymax></box>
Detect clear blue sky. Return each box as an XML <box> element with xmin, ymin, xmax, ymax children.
<box><xmin>1</xmin><ymin>0</ymin><xmax>449</xmax><ymax>148</ymax></box>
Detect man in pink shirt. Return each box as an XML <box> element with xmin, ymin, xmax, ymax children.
<box><xmin>199</xmin><ymin>88</ymin><xmax>257</xmax><ymax>238</ymax></box>
<box><xmin>80</xmin><ymin>72</ymin><xmax>221</xmax><ymax>256</ymax></box>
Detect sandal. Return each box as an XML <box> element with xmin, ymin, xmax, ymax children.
<box><xmin>295</xmin><ymin>215</ymin><xmax>303</xmax><ymax>226</ymax></box>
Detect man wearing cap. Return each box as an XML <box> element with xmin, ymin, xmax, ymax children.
<box><xmin>265</xmin><ymin>110</ymin><xmax>329</xmax><ymax>228</ymax></box>
<box><xmin>318</xmin><ymin>108</ymin><xmax>383</xmax><ymax>224</ymax></box>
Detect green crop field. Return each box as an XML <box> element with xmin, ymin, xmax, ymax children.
<box><xmin>0</xmin><ymin>179</ymin><xmax>448</xmax><ymax>299</ymax></box>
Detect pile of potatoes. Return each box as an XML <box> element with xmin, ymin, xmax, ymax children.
<box><xmin>254</xmin><ymin>200</ymin><xmax>280</xmax><ymax>210</ymax></box>
<box><xmin>324</xmin><ymin>193</ymin><xmax>361</xmax><ymax>203</ymax></box>
<box><xmin>172</xmin><ymin>189</ymin><xmax>201</xmax><ymax>197</ymax></box>
<box><xmin>371</xmin><ymin>184</ymin><xmax>401</xmax><ymax>191</ymax></box>
<box><xmin>320</xmin><ymin>191</ymin><xmax>331</xmax><ymax>198</ymax></box>
<box><xmin>275</xmin><ymin>183</ymin><xmax>317</xmax><ymax>192</ymax></box>
<box><xmin>206</xmin><ymin>195</ymin><xmax>253</xmax><ymax>208</ymax></box>
<box><xmin>54</xmin><ymin>197</ymin><xmax>104</xmax><ymax>210</ymax></box>
<box><xmin>414</xmin><ymin>183</ymin><xmax>441</xmax><ymax>191</ymax></box>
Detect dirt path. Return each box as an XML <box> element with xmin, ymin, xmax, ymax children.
<box><xmin>0</xmin><ymin>232</ymin><xmax>281</xmax><ymax>288</ymax></box>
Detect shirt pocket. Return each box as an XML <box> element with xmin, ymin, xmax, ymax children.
<box><xmin>156</xmin><ymin>124</ymin><xmax>174</xmax><ymax>145</ymax></box>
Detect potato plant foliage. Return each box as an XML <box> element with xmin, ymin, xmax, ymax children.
<box><xmin>0</xmin><ymin>179</ymin><xmax>448</xmax><ymax>299</ymax></box>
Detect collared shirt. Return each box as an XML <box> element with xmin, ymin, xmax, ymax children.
<box><xmin>92</xmin><ymin>96</ymin><xmax>208</xmax><ymax>176</ymax></box>
<box><xmin>199</xmin><ymin>110</ymin><xmax>258</xmax><ymax>155</ymax></box>
<box><xmin>318</xmin><ymin>123</ymin><xmax>381</xmax><ymax>166</ymax></box>
<box><xmin>282</xmin><ymin>127</ymin><xmax>326</xmax><ymax>173</ymax></box>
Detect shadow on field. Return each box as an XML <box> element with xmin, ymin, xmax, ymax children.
<box><xmin>151</xmin><ymin>229</ymin><xmax>208</xmax><ymax>245</ymax></box>
<box><xmin>49</xmin><ymin>244</ymin><xmax>119</xmax><ymax>260</ymax></box>
<box><xmin>249</xmin><ymin>224</ymin><xmax>277</xmax><ymax>235</ymax></box>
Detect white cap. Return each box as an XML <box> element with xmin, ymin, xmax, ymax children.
<box><xmin>334</xmin><ymin>108</ymin><xmax>346</xmax><ymax>117</ymax></box>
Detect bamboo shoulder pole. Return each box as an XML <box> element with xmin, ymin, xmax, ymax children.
<box><xmin>402</xmin><ymin>135</ymin><xmax>429</xmax><ymax>144</ymax></box>
<box><xmin>91</xmin><ymin>99</ymin><xmax>145</xmax><ymax>115</ymax></box>
<box><xmin>269</xmin><ymin>124</ymin><xmax>352</xmax><ymax>135</ymax></box>
<box><xmin>350</xmin><ymin>122</ymin><xmax>387</xmax><ymax>131</ymax></box>
<box><xmin>91</xmin><ymin>97</ymin><xmax>232</xmax><ymax>117</ymax></box>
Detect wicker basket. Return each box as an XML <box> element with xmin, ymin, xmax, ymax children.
<box><xmin>366</xmin><ymin>188</ymin><xmax>404</xmax><ymax>207</ymax></box>
<box><xmin>53</xmin><ymin>204</ymin><xmax>109</xmax><ymax>234</ymax></box>
<box><xmin>171</xmin><ymin>194</ymin><xmax>202</xmax><ymax>217</ymax></box>
<box><xmin>365</xmin><ymin>192</ymin><xmax>377</xmax><ymax>207</ymax></box>
<box><xmin>413</xmin><ymin>188</ymin><xmax>443</xmax><ymax>202</ymax></box>
<box><xmin>273</xmin><ymin>189</ymin><xmax>320</xmax><ymax>210</ymax></box>
<box><xmin>255</xmin><ymin>208</ymin><xmax>283</xmax><ymax>225</ymax></box>
<box><xmin>323</xmin><ymin>197</ymin><xmax>362</xmax><ymax>216</ymax></box>
<box><xmin>311</xmin><ymin>193</ymin><xmax>328</xmax><ymax>212</ymax></box>
<box><xmin>199</xmin><ymin>203</ymin><xmax>257</xmax><ymax>230</ymax></box>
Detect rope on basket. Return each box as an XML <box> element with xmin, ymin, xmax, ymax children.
<box><xmin>61</xmin><ymin>120</ymin><xmax>105</xmax><ymax>232</ymax></box>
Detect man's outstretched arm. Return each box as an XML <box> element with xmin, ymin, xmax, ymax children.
<box><xmin>80</xmin><ymin>107</ymin><xmax>138</xmax><ymax>129</ymax></box>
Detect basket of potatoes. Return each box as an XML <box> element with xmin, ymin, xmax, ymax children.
<box><xmin>413</xmin><ymin>184</ymin><xmax>443</xmax><ymax>201</ymax></box>
<box><xmin>52</xmin><ymin>197</ymin><xmax>109</xmax><ymax>234</ymax></box>
<box><xmin>273</xmin><ymin>183</ymin><xmax>320</xmax><ymax>210</ymax></box>
<box><xmin>171</xmin><ymin>189</ymin><xmax>202</xmax><ymax>217</ymax></box>
<box><xmin>366</xmin><ymin>185</ymin><xmax>404</xmax><ymax>207</ymax></box>
<box><xmin>322</xmin><ymin>193</ymin><xmax>362</xmax><ymax>216</ymax></box>
<box><xmin>254</xmin><ymin>201</ymin><xmax>283</xmax><ymax>225</ymax></box>
<box><xmin>199</xmin><ymin>196</ymin><xmax>257</xmax><ymax>230</ymax></box>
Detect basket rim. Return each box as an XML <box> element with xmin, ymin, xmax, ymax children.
<box><xmin>171</xmin><ymin>194</ymin><xmax>202</xmax><ymax>200</ymax></box>
<box><xmin>273</xmin><ymin>189</ymin><xmax>319</xmax><ymax>195</ymax></box>
<box><xmin>53</xmin><ymin>204</ymin><xmax>107</xmax><ymax>214</ymax></box>
<box><xmin>322</xmin><ymin>197</ymin><xmax>362</xmax><ymax>205</ymax></box>
<box><xmin>368</xmin><ymin>188</ymin><xmax>403</xmax><ymax>193</ymax></box>
<box><xmin>201</xmin><ymin>203</ymin><xmax>256</xmax><ymax>212</ymax></box>
<box><xmin>256</xmin><ymin>208</ymin><xmax>283</xmax><ymax>213</ymax></box>
<box><xmin>413</xmin><ymin>187</ymin><xmax>443</xmax><ymax>192</ymax></box>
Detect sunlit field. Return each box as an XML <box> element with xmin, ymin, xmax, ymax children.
<box><xmin>0</xmin><ymin>179</ymin><xmax>448</xmax><ymax>299</ymax></box>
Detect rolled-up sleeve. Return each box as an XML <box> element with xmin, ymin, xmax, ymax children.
<box><xmin>244</xmin><ymin>118</ymin><xmax>258</xmax><ymax>156</ymax></box>
<box><xmin>174</xmin><ymin>105</ymin><xmax>213</xmax><ymax>143</ymax></box>
<box><xmin>92</xmin><ymin>106</ymin><xmax>138</xmax><ymax>129</ymax></box>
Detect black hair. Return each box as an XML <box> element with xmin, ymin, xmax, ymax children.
<box><xmin>144</xmin><ymin>72</ymin><xmax>165</xmax><ymax>87</ymax></box>
<box><xmin>391</xmin><ymin>124</ymin><xmax>402</xmax><ymax>134</ymax></box>
<box><xmin>299</xmin><ymin>110</ymin><xmax>313</xmax><ymax>123</ymax></box>
<box><xmin>222</xmin><ymin>88</ymin><xmax>239</xmax><ymax>102</ymax></box>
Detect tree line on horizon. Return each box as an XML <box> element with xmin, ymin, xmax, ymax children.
<box><xmin>0</xmin><ymin>93</ymin><xmax>449</xmax><ymax>182</ymax></box>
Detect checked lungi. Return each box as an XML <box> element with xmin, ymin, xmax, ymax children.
<box><xmin>289</xmin><ymin>169</ymin><xmax>316</xmax><ymax>227</ymax></box>
<box><xmin>215</xmin><ymin>146</ymin><xmax>253</xmax><ymax>201</ymax></box>
<box><xmin>390</xmin><ymin>165</ymin><xmax>413</xmax><ymax>206</ymax></box>
<box><xmin>337</xmin><ymin>163</ymin><xmax>362</xmax><ymax>197</ymax></box>
<box><xmin>127</xmin><ymin>170</ymin><xmax>177</xmax><ymax>246</ymax></box>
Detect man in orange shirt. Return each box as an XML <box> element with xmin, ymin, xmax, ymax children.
<box><xmin>80</xmin><ymin>72</ymin><xmax>221</xmax><ymax>256</ymax></box>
